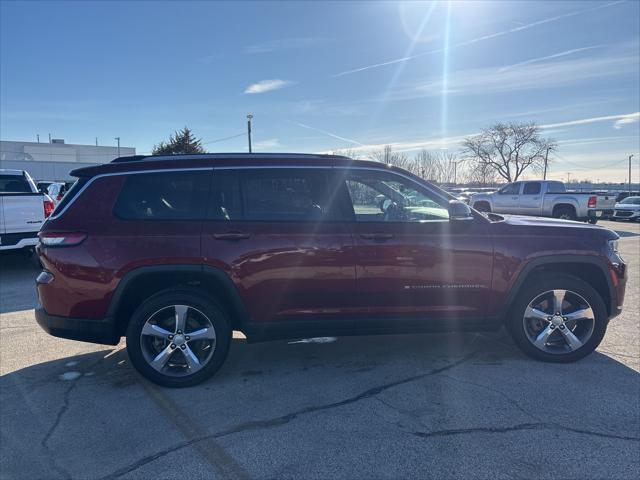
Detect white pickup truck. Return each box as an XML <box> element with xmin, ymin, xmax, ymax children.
<box><xmin>0</xmin><ymin>169</ymin><xmax>54</xmax><ymax>251</ymax></box>
<box><xmin>470</xmin><ymin>180</ymin><xmax>616</xmax><ymax>223</ymax></box>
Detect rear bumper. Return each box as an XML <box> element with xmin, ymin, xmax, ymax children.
<box><xmin>35</xmin><ymin>306</ymin><xmax>120</xmax><ymax>345</ymax></box>
<box><xmin>0</xmin><ymin>231</ymin><xmax>38</xmax><ymax>251</ymax></box>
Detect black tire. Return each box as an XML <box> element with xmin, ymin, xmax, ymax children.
<box><xmin>126</xmin><ymin>289</ymin><xmax>231</xmax><ymax>387</ymax></box>
<box><xmin>474</xmin><ymin>201</ymin><xmax>491</xmax><ymax>213</ymax></box>
<box><xmin>507</xmin><ymin>274</ymin><xmax>607</xmax><ymax>363</ymax></box>
<box><xmin>553</xmin><ymin>205</ymin><xmax>577</xmax><ymax>221</ymax></box>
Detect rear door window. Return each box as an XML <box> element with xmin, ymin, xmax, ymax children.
<box><xmin>238</xmin><ymin>169</ymin><xmax>337</xmax><ymax>222</ymax></box>
<box><xmin>523</xmin><ymin>182</ymin><xmax>541</xmax><ymax>195</ymax></box>
<box><xmin>113</xmin><ymin>171</ymin><xmax>210</xmax><ymax>220</ymax></box>
<box><xmin>209</xmin><ymin>170</ymin><xmax>242</xmax><ymax>220</ymax></box>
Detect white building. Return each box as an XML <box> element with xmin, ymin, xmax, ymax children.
<box><xmin>0</xmin><ymin>139</ymin><xmax>136</xmax><ymax>181</ymax></box>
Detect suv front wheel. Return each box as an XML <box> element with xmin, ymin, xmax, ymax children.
<box><xmin>126</xmin><ymin>289</ymin><xmax>231</xmax><ymax>387</ymax></box>
<box><xmin>508</xmin><ymin>274</ymin><xmax>607</xmax><ymax>363</ymax></box>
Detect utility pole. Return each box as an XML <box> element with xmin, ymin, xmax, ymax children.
<box><xmin>629</xmin><ymin>154</ymin><xmax>634</xmax><ymax>195</ymax></box>
<box><xmin>567</xmin><ymin>172</ymin><xmax>571</xmax><ymax>184</ymax></box>
<box><xmin>452</xmin><ymin>161</ymin><xmax>457</xmax><ymax>185</ymax></box>
<box><xmin>36</xmin><ymin>134</ymin><xmax>40</xmax><ymax>143</ymax></box>
<box><xmin>247</xmin><ymin>114</ymin><xmax>253</xmax><ymax>153</ymax></box>
<box><xmin>543</xmin><ymin>147</ymin><xmax>549</xmax><ymax>180</ymax></box>
<box><xmin>114</xmin><ymin>137</ymin><xmax>121</xmax><ymax>157</ymax></box>
<box><xmin>48</xmin><ymin>133</ymin><xmax>51</xmax><ymax>143</ymax></box>
<box><xmin>95</xmin><ymin>137</ymin><xmax>98</xmax><ymax>146</ymax></box>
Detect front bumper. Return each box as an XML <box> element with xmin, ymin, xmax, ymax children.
<box><xmin>613</xmin><ymin>209</ymin><xmax>640</xmax><ymax>220</ymax></box>
<box><xmin>35</xmin><ymin>306</ymin><xmax>120</xmax><ymax>345</ymax></box>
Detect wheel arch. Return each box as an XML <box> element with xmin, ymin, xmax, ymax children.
<box><xmin>552</xmin><ymin>202</ymin><xmax>577</xmax><ymax>216</ymax></box>
<box><xmin>501</xmin><ymin>256</ymin><xmax>616</xmax><ymax>320</ymax></box>
<box><xmin>108</xmin><ymin>265</ymin><xmax>250</xmax><ymax>337</ymax></box>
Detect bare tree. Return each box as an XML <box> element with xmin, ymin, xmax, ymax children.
<box><xmin>371</xmin><ymin>145</ymin><xmax>411</xmax><ymax>170</ymax></box>
<box><xmin>413</xmin><ymin>149</ymin><xmax>458</xmax><ymax>183</ymax></box>
<box><xmin>462</xmin><ymin>122</ymin><xmax>555</xmax><ymax>182</ymax></box>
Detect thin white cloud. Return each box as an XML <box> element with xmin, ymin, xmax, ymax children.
<box><xmin>541</xmin><ymin>112</ymin><xmax>640</xmax><ymax>129</ymax></box>
<box><xmin>333</xmin><ymin>1</ymin><xmax>624</xmax><ymax>77</ymax></box>
<box><xmin>499</xmin><ymin>46</ymin><xmax>602</xmax><ymax>71</ymax></box>
<box><xmin>244</xmin><ymin>79</ymin><xmax>294</xmax><ymax>94</ymax></box>
<box><xmin>613</xmin><ymin>114</ymin><xmax>640</xmax><ymax>129</ymax></box>
<box><xmin>391</xmin><ymin>52</ymin><xmax>637</xmax><ymax>100</ymax></box>
<box><xmin>244</xmin><ymin>37</ymin><xmax>328</xmax><ymax>54</ymax></box>
<box><xmin>322</xmin><ymin>133</ymin><xmax>472</xmax><ymax>156</ymax></box>
<box><xmin>291</xmin><ymin>121</ymin><xmax>365</xmax><ymax>146</ymax></box>
<box><xmin>253</xmin><ymin>138</ymin><xmax>282</xmax><ymax>149</ymax></box>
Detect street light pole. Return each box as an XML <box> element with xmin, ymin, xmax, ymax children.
<box><xmin>629</xmin><ymin>154</ymin><xmax>634</xmax><ymax>195</ymax></box>
<box><xmin>247</xmin><ymin>115</ymin><xmax>253</xmax><ymax>153</ymax></box>
<box><xmin>114</xmin><ymin>137</ymin><xmax>121</xmax><ymax>157</ymax></box>
<box><xmin>543</xmin><ymin>147</ymin><xmax>549</xmax><ymax>180</ymax></box>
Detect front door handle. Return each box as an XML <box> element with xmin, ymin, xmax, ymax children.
<box><xmin>213</xmin><ymin>231</ymin><xmax>251</xmax><ymax>240</ymax></box>
<box><xmin>360</xmin><ymin>233</ymin><xmax>394</xmax><ymax>241</ymax></box>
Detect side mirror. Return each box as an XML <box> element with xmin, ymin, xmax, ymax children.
<box><xmin>448</xmin><ymin>200</ymin><xmax>474</xmax><ymax>221</ymax></box>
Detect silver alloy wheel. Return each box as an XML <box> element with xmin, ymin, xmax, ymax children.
<box><xmin>522</xmin><ymin>289</ymin><xmax>595</xmax><ymax>354</ymax></box>
<box><xmin>140</xmin><ymin>305</ymin><xmax>217</xmax><ymax>377</ymax></box>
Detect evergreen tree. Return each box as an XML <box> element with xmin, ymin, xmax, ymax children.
<box><xmin>152</xmin><ymin>127</ymin><xmax>205</xmax><ymax>154</ymax></box>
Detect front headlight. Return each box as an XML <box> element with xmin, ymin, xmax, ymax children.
<box><xmin>608</xmin><ymin>239</ymin><xmax>619</xmax><ymax>253</ymax></box>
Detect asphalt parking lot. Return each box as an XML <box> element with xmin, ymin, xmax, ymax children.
<box><xmin>1</xmin><ymin>220</ymin><xmax>638</xmax><ymax>480</ymax></box>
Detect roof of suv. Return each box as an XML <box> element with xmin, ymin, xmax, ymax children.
<box><xmin>70</xmin><ymin>153</ymin><xmax>388</xmax><ymax>178</ymax></box>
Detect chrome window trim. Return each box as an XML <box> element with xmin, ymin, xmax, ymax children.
<box><xmin>50</xmin><ymin>164</ymin><xmax>453</xmax><ymax>221</ymax></box>
<box><xmin>214</xmin><ymin>165</ymin><xmax>452</xmax><ymax>204</ymax></box>
<box><xmin>47</xmin><ymin>168</ymin><xmax>213</xmax><ymax>220</ymax></box>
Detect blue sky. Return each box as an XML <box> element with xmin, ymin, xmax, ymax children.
<box><xmin>1</xmin><ymin>0</ymin><xmax>639</xmax><ymax>181</ymax></box>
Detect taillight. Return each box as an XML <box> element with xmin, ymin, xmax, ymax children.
<box><xmin>43</xmin><ymin>198</ymin><xmax>55</xmax><ymax>218</ymax></box>
<box><xmin>57</xmin><ymin>194</ymin><xmax>63</xmax><ymax>202</ymax></box>
<box><xmin>38</xmin><ymin>232</ymin><xmax>87</xmax><ymax>247</ymax></box>
<box><xmin>588</xmin><ymin>196</ymin><xmax>597</xmax><ymax>208</ymax></box>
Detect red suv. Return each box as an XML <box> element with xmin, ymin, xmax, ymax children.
<box><xmin>36</xmin><ymin>154</ymin><xmax>627</xmax><ymax>387</ymax></box>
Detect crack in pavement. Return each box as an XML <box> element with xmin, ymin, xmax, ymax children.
<box><xmin>40</xmin><ymin>353</ymin><xmax>112</xmax><ymax>480</ymax></box>
<box><xmin>435</xmin><ymin>374</ymin><xmax>542</xmax><ymax>422</ymax></box>
<box><xmin>99</xmin><ymin>352</ymin><xmax>477</xmax><ymax>479</ymax></box>
<box><xmin>411</xmin><ymin>422</ymin><xmax>640</xmax><ymax>441</ymax></box>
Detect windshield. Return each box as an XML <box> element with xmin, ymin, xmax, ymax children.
<box><xmin>620</xmin><ymin>196</ymin><xmax>640</xmax><ymax>205</ymax></box>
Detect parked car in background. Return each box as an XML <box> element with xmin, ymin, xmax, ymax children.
<box><xmin>471</xmin><ymin>180</ymin><xmax>616</xmax><ymax>223</ymax></box>
<box><xmin>36</xmin><ymin>181</ymin><xmax>54</xmax><ymax>194</ymax></box>
<box><xmin>35</xmin><ymin>153</ymin><xmax>626</xmax><ymax>387</ymax></box>
<box><xmin>47</xmin><ymin>182</ymin><xmax>72</xmax><ymax>206</ymax></box>
<box><xmin>1</xmin><ymin>169</ymin><xmax>54</xmax><ymax>251</ymax></box>
<box><xmin>456</xmin><ymin>191</ymin><xmax>477</xmax><ymax>204</ymax></box>
<box><xmin>615</xmin><ymin>191</ymin><xmax>640</xmax><ymax>202</ymax></box>
<box><xmin>612</xmin><ymin>196</ymin><xmax>640</xmax><ymax>222</ymax></box>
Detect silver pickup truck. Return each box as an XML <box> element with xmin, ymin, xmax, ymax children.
<box><xmin>470</xmin><ymin>180</ymin><xmax>616</xmax><ymax>223</ymax></box>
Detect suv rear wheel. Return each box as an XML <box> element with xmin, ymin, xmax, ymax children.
<box><xmin>507</xmin><ymin>274</ymin><xmax>607</xmax><ymax>363</ymax></box>
<box><xmin>126</xmin><ymin>289</ymin><xmax>231</xmax><ymax>387</ymax></box>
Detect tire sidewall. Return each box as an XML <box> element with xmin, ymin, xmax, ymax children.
<box><xmin>507</xmin><ymin>275</ymin><xmax>608</xmax><ymax>363</ymax></box>
<box><xmin>126</xmin><ymin>289</ymin><xmax>231</xmax><ymax>387</ymax></box>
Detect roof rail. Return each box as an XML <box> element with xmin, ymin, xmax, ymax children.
<box><xmin>110</xmin><ymin>152</ymin><xmax>353</xmax><ymax>163</ymax></box>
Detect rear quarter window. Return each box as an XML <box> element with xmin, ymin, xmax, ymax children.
<box><xmin>0</xmin><ymin>174</ymin><xmax>31</xmax><ymax>193</ymax></box>
<box><xmin>113</xmin><ymin>171</ymin><xmax>210</xmax><ymax>220</ymax></box>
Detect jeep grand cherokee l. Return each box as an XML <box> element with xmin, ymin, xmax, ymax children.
<box><xmin>35</xmin><ymin>153</ymin><xmax>627</xmax><ymax>387</ymax></box>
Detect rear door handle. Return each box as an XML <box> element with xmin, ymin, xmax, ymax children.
<box><xmin>213</xmin><ymin>232</ymin><xmax>251</xmax><ymax>240</ymax></box>
<box><xmin>360</xmin><ymin>233</ymin><xmax>394</xmax><ymax>241</ymax></box>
